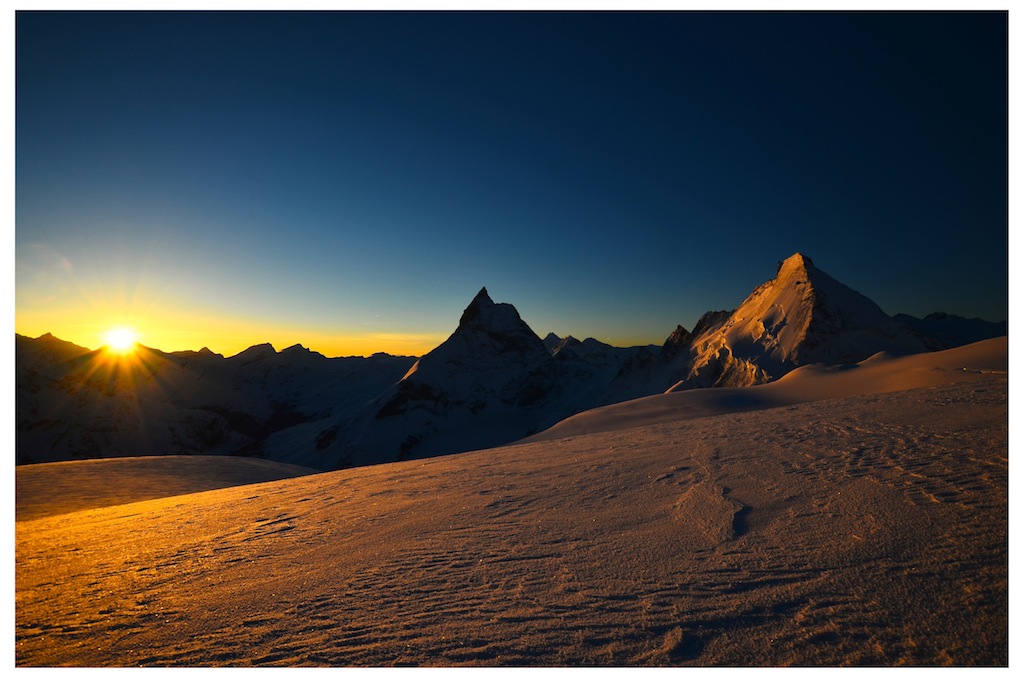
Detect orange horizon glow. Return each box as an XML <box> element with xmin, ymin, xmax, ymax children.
<box><xmin>15</xmin><ymin>294</ymin><xmax>453</xmax><ymax>358</ymax></box>
<box><xmin>16</xmin><ymin>317</ymin><xmax>665</xmax><ymax>360</ymax></box>
<box><xmin>16</xmin><ymin>287</ymin><xmax>660</xmax><ymax>360</ymax></box>
<box><xmin>15</xmin><ymin>320</ymin><xmax>448</xmax><ymax>359</ymax></box>
<box><xmin>15</xmin><ymin>250</ymin><xmax>669</xmax><ymax>360</ymax></box>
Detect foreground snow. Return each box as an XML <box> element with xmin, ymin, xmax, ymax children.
<box><xmin>15</xmin><ymin>340</ymin><xmax>1008</xmax><ymax>666</ymax></box>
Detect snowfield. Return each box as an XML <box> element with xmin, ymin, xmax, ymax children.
<box><xmin>15</xmin><ymin>338</ymin><xmax>1008</xmax><ymax>666</ymax></box>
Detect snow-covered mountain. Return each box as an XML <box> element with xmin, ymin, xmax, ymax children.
<box><xmin>297</xmin><ymin>288</ymin><xmax>561</xmax><ymax>467</ymax></box>
<box><xmin>892</xmin><ymin>311</ymin><xmax>1008</xmax><ymax>349</ymax></box>
<box><xmin>672</xmin><ymin>253</ymin><xmax>944</xmax><ymax>389</ymax></box>
<box><xmin>270</xmin><ymin>288</ymin><xmax>664</xmax><ymax>469</ymax></box>
<box><xmin>16</xmin><ymin>253</ymin><xmax>1006</xmax><ymax>471</ymax></box>
<box><xmin>15</xmin><ymin>335</ymin><xmax>415</xmax><ymax>465</ymax></box>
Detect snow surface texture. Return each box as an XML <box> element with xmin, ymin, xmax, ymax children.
<box><xmin>15</xmin><ymin>338</ymin><xmax>1007</xmax><ymax>666</ymax></box>
<box><xmin>16</xmin><ymin>254</ymin><xmax>1006</xmax><ymax>470</ymax></box>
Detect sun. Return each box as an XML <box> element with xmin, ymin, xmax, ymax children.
<box><xmin>104</xmin><ymin>327</ymin><xmax>138</xmax><ymax>354</ymax></box>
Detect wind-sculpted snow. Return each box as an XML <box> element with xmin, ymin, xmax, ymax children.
<box><xmin>15</xmin><ymin>339</ymin><xmax>1008</xmax><ymax>666</ymax></box>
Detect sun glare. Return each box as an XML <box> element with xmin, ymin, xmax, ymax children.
<box><xmin>104</xmin><ymin>327</ymin><xmax>138</xmax><ymax>353</ymax></box>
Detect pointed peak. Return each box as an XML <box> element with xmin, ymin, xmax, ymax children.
<box><xmin>777</xmin><ymin>252</ymin><xmax>815</xmax><ymax>276</ymax></box>
<box><xmin>665</xmin><ymin>324</ymin><xmax>692</xmax><ymax>344</ymax></box>
<box><xmin>661</xmin><ymin>324</ymin><xmax>693</xmax><ymax>359</ymax></box>
<box><xmin>459</xmin><ymin>287</ymin><xmax>497</xmax><ymax>327</ymax></box>
<box><xmin>442</xmin><ymin>287</ymin><xmax>545</xmax><ymax>356</ymax></box>
<box><xmin>472</xmin><ymin>286</ymin><xmax>493</xmax><ymax>305</ymax></box>
<box><xmin>542</xmin><ymin>332</ymin><xmax>563</xmax><ymax>354</ymax></box>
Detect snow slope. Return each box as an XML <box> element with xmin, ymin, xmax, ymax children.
<box><xmin>15</xmin><ymin>338</ymin><xmax>1008</xmax><ymax>666</ymax></box>
<box><xmin>15</xmin><ymin>456</ymin><xmax>318</xmax><ymax>522</ymax></box>
<box><xmin>525</xmin><ymin>336</ymin><xmax>1007</xmax><ymax>443</ymax></box>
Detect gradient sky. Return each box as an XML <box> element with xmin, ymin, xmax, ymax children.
<box><xmin>15</xmin><ymin>10</ymin><xmax>1008</xmax><ymax>357</ymax></box>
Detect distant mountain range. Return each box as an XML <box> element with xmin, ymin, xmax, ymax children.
<box><xmin>16</xmin><ymin>252</ymin><xmax>1006</xmax><ymax>469</ymax></box>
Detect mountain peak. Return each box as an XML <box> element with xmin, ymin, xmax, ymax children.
<box><xmin>472</xmin><ymin>286</ymin><xmax>493</xmax><ymax>305</ymax></box>
<box><xmin>232</xmin><ymin>343</ymin><xmax>278</xmax><ymax>362</ymax></box>
<box><xmin>777</xmin><ymin>252</ymin><xmax>815</xmax><ymax>277</ymax></box>
<box><xmin>683</xmin><ymin>253</ymin><xmax>932</xmax><ymax>387</ymax></box>
<box><xmin>369</xmin><ymin>287</ymin><xmax>551</xmax><ymax>450</ymax></box>
<box><xmin>431</xmin><ymin>288</ymin><xmax>545</xmax><ymax>356</ymax></box>
<box><xmin>459</xmin><ymin>287</ymin><xmax>496</xmax><ymax>327</ymax></box>
<box><xmin>661</xmin><ymin>324</ymin><xmax>693</xmax><ymax>361</ymax></box>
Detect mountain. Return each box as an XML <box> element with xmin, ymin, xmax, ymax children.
<box><xmin>672</xmin><ymin>253</ymin><xmax>942</xmax><ymax>389</ymax></box>
<box><xmin>15</xmin><ymin>336</ymin><xmax>415</xmax><ymax>465</ymax></box>
<box><xmin>274</xmin><ymin>288</ymin><xmax>661</xmax><ymax>468</ymax></box>
<box><xmin>314</xmin><ymin>287</ymin><xmax>559</xmax><ymax>466</ymax></box>
<box><xmin>16</xmin><ymin>253</ymin><xmax>1006</xmax><ymax>471</ymax></box>
<box><xmin>892</xmin><ymin>312</ymin><xmax>1007</xmax><ymax>349</ymax></box>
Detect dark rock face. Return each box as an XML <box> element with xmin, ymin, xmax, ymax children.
<box><xmin>454</xmin><ymin>287</ymin><xmax>550</xmax><ymax>358</ymax></box>
<box><xmin>458</xmin><ymin>287</ymin><xmax>495</xmax><ymax>327</ymax></box>
<box><xmin>661</xmin><ymin>325</ymin><xmax>693</xmax><ymax>361</ymax></box>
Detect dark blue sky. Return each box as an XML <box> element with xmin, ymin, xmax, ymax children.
<box><xmin>15</xmin><ymin>11</ymin><xmax>1008</xmax><ymax>356</ymax></box>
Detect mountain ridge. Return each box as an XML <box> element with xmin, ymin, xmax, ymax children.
<box><xmin>16</xmin><ymin>253</ymin><xmax>1006</xmax><ymax>470</ymax></box>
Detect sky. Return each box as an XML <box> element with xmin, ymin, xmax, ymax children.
<box><xmin>13</xmin><ymin>8</ymin><xmax>1009</xmax><ymax>358</ymax></box>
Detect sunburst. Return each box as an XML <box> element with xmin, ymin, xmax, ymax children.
<box><xmin>103</xmin><ymin>327</ymin><xmax>138</xmax><ymax>354</ymax></box>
